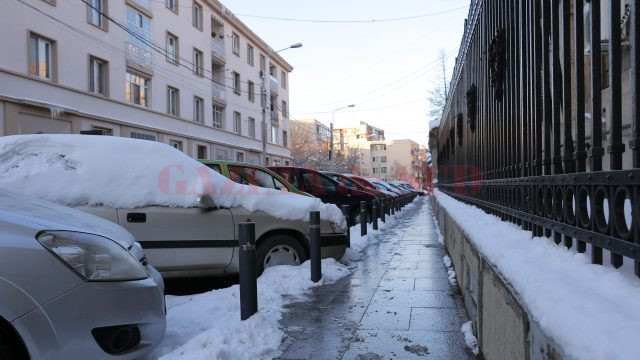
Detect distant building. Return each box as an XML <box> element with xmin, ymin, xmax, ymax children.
<box><xmin>0</xmin><ymin>0</ymin><xmax>292</xmax><ymax>165</ymax></box>
<box><xmin>334</xmin><ymin>121</ymin><xmax>385</xmax><ymax>151</ymax></box>
<box><xmin>291</xmin><ymin>119</ymin><xmax>331</xmax><ymax>150</ymax></box>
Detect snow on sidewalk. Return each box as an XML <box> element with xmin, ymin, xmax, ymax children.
<box><xmin>434</xmin><ymin>190</ymin><xmax>640</xmax><ymax>360</ymax></box>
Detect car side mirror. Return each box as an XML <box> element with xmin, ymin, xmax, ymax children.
<box><xmin>196</xmin><ymin>195</ymin><xmax>216</xmax><ymax>209</ymax></box>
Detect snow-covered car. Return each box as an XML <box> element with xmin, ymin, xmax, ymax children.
<box><xmin>0</xmin><ymin>190</ymin><xmax>166</xmax><ymax>359</ymax></box>
<box><xmin>0</xmin><ymin>135</ymin><xmax>348</xmax><ymax>278</ymax></box>
<box><xmin>368</xmin><ymin>178</ymin><xmax>402</xmax><ymax>197</ymax></box>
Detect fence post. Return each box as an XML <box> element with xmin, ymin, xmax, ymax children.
<box><xmin>238</xmin><ymin>222</ymin><xmax>258</xmax><ymax>321</ymax></box>
<box><xmin>341</xmin><ymin>204</ymin><xmax>350</xmax><ymax>247</ymax></box>
<box><xmin>372</xmin><ymin>200</ymin><xmax>378</xmax><ymax>230</ymax></box>
<box><xmin>309</xmin><ymin>211</ymin><xmax>322</xmax><ymax>283</ymax></box>
<box><xmin>360</xmin><ymin>201</ymin><xmax>367</xmax><ymax>237</ymax></box>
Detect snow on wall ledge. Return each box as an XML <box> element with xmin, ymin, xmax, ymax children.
<box><xmin>434</xmin><ymin>190</ymin><xmax>640</xmax><ymax>360</ymax></box>
<box><xmin>0</xmin><ymin>135</ymin><xmax>345</xmax><ymax>226</ymax></box>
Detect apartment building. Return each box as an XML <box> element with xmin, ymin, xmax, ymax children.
<box><xmin>0</xmin><ymin>0</ymin><xmax>293</xmax><ymax>165</ymax></box>
<box><xmin>334</xmin><ymin>121</ymin><xmax>385</xmax><ymax>152</ymax></box>
<box><xmin>291</xmin><ymin>118</ymin><xmax>331</xmax><ymax>150</ymax></box>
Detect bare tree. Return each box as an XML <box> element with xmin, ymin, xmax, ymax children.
<box><xmin>428</xmin><ymin>49</ymin><xmax>449</xmax><ymax>121</ymax></box>
<box><xmin>290</xmin><ymin>126</ymin><xmax>359</xmax><ymax>173</ymax></box>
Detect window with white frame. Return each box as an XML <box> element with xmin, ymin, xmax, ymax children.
<box><xmin>248</xmin><ymin>117</ymin><xmax>255</xmax><ymax>138</ymax></box>
<box><xmin>89</xmin><ymin>56</ymin><xmax>107</xmax><ymax>95</ymax></box>
<box><xmin>167</xmin><ymin>86</ymin><xmax>179</xmax><ymax>116</ymax></box>
<box><xmin>212</xmin><ymin>105</ymin><xmax>224</xmax><ymax>128</ymax></box>
<box><xmin>87</xmin><ymin>0</ymin><xmax>105</xmax><ymax>28</ymax></box>
<box><xmin>197</xmin><ymin>145</ymin><xmax>208</xmax><ymax>159</ymax></box>
<box><xmin>216</xmin><ymin>149</ymin><xmax>229</xmax><ymax>160</ymax></box>
<box><xmin>247</xmin><ymin>44</ymin><xmax>254</xmax><ymax>66</ymax></box>
<box><xmin>166</xmin><ymin>0</ymin><xmax>177</xmax><ymax>13</ymax></box>
<box><xmin>130</xmin><ymin>131</ymin><xmax>156</xmax><ymax>141</ymax></box>
<box><xmin>170</xmin><ymin>139</ymin><xmax>183</xmax><ymax>151</ymax></box>
<box><xmin>236</xmin><ymin>152</ymin><xmax>244</xmax><ymax>162</ymax></box>
<box><xmin>271</xmin><ymin>126</ymin><xmax>278</xmax><ymax>144</ymax></box>
<box><xmin>232</xmin><ymin>71</ymin><xmax>241</xmax><ymax>95</ymax></box>
<box><xmin>125</xmin><ymin>7</ymin><xmax>152</xmax><ymax>68</ymax></box>
<box><xmin>29</xmin><ymin>34</ymin><xmax>54</xmax><ymax>80</ymax></box>
<box><xmin>125</xmin><ymin>71</ymin><xmax>149</xmax><ymax>107</ymax></box>
<box><xmin>281</xmin><ymin>70</ymin><xmax>287</xmax><ymax>89</ymax></box>
<box><xmin>194</xmin><ymin>96</ymin><xmax>204</xmax><ymax>123</ymax></box>
<box><xmin>192</xmin><ymin>2</ymin><xmax>202</xmax><ymax>30</ymax></box>
<box><xmin>248</xmin><ymin>81</ymin><xmax>255</xmax><ymax>102</ymax></box>
<box><xmin>232</xmin><ymin>32</ymin><xmax>240</xmax><ymax>55</ymax></box>
<box><xmin>166</xmin><ymin>32</ymin><xmax>178</xmax><ymax>64</ymax></box>
<box><xmin>193</xmin><ymin>48</ymin><xmax>203</xmax><ymax>76</ymax></box>
<box><xmin>233</xmin><ymin>111</ymin><xmax>241</xmax><ymax>134</ymax></box>
<box><xmin>381</xmin><ymin>167</ymin><xmax>387</xmax><ymax>174</ymax></box>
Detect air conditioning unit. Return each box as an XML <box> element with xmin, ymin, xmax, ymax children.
<box><xmin>584</xmin><ymin>0</ymin><xmax>631</xmax><ymax>55</ymax></box>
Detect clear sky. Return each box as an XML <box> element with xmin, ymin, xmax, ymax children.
<box><xmin>225</xmin><ymin>0</ymin><xmax>470</xmax><ymax>147</ymax></box>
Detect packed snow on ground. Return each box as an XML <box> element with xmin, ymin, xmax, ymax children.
<box><xmin>434</xmin><ymin>190</ymin><xmax>640</xmax><ymax>360</ymax></box>
<box><xmin>0</xmin><ymin>135</ymin><xmax>345</xmax><ymax>226</ymax></box>
<box><xmin>460</xmin><ymin>321</ymin><xmax>479</xmax><ymax>355</ymax></box>
<box><xmin>153</xmin><ymin>259</ymin><xmax>349</xmax><ymax>360</ymax></box>
<box><xmin>442</xmin><ymin>255</ymin><xmax>457</xmax><ymax>287</ymax></box>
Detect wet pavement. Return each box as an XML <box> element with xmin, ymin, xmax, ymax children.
<box><xmin>277</xmin><ymin>199</ymin><xmax>474</xmax><ymax>360</ymax></box>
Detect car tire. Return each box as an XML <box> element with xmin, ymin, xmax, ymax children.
<box><xmin>256</xmin><ymin>234</ymin><xmax>307</xmax><ymax>276</ymax></box>
<box><xmin>0</xmin><ymin>325</ymin><xmax>27</xmax><ymax>360</ymax></box>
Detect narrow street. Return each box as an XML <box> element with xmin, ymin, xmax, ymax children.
<box><xmin>277</xmin><ymin>200</ymin><xmax>474</xmax><ymax>359</ymax></box>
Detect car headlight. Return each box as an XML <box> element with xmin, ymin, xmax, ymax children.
<box><xmin>37</xmin><ymin>231</ymin><xmax>148</xmax><ymax>281</ymax></box>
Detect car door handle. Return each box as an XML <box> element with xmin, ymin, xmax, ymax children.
<box><xmin>127</xmin><ymin>213</ymin><xmax>147</xmax><ymax>223</ymax></box>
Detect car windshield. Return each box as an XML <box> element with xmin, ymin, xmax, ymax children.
<box><xmin>228</xmin><ymin>165</ymin><xmax>288</xmax><ymax>191</ymax></box>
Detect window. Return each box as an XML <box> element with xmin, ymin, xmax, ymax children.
<box><xmin>233</xmin><ymin>111</ymin><xmax>241</xmax><ymax>134</ymax></box>
<box><xmin>91</xmin><ymin>125</ymin><xmax>113</xmax><ymax>135</ymax></box>
<box><xmin>281</xmin><ymin>100</ymin><xmax>288</xmax><ymax>119</ymax></box>
<box><xmin>232</xmin><ymin>71</ymin><xmax>241</xmax><ymax>95</ymax></box>
<box><xmin>259</xmin><ymin>54</ymin><xmax>266</xmax><ymax>74</ymax></box>
<box><xmin>170</xmin><ymin>140</ymin><xmax>183</xmax><ymax>151</ymax></box>
<box><xmin>166</xmin><ymin>0</ymin><xmax>178</xmax><ymax>13</ymax></box>
<box><xmin>247</xmin><ymin>44</ymin><xmax>254</xmax><ymax>66</ymax></box>
<box><xmin>265</xmin><ymin>157</ymin><xmax>270</xmax><ymax>166</ymax></box>
<box><xmin>197</xmin><ymin>145</ymin><xmax>208</xmax><ymax>159</ymax></box>
<box><xmin>232</xmin><ymin>32</ymin><xmax>240</xmax><ymax>55</ymax></box>
<box><xmin>216</xmin><ymin>149</ymin><xmax>229</xmax><ymax>160</ymax></box>
<box><xmin>130</xmin><ymin>131</ymin><xmax>156</xmax><ymax>141</ymax></box>
<box><xmin>29</xmin><ymin>34</ymin><xmax>54</xmax><ymax>80</ymax></box>
<box><xmin>192</xmin><ymin>2</ymin><xmax>202</xmax><ymax>30</ymax></box>
<box><xmin>370</xmin><ymin>144</ymin><xmax>387</xmax><ymax>151</ymax></box>
<box><xmin>372</xmin><ymin>168</ymin><xmax>379</xmax><ymax>174</ymax></box>
<box><xmin>236</xmin><ymin>152</ymin><xmax>244</xmax><ymax>162</ymax></box>
<box><xmin>281</xmin><ymin>70</ymin><xmax>287</xmax><ymax>89</ymax></box>
<box><xmin>271</xmin><ymin>126</ymin><xmax>278</xmax><ymax>144</ymax></box>
<box><xmin>248</xmin><ymin>117</ymin><xmax>255</xmax><ymax>138</ymax></box>
<box><xmin>194</xmin><ymin>96</ymin><xmax>204</xmax><ymax>123</ymax></box>
<box><xmin>381</xmin><ymin>167</ymin><xmax>387</xmax><ymax>174</ymax></box>
<box><xmin>87</xmin><ymin>0</ymin><xmax>105</xmax><ymax>28</ymax></box>
<box><xmin>248</xmin><ymin>81</ymin><xmax>255</xmax><ymax>102</ymax></box>
<box><xmin>125</xmin><ymin>71</ymin><xmax>149</xmax><ymax>106</ymax></box>
<box><xmin>381</xmin><ymin>156</ymin><xmax>387</xmax><ymax>162</ymax></box>
<box><xmin>285</xmin><ymin>160</ymin><xmax>290</xmax><ymax>166</ymax></box>
<box><xmin>166</xmin><ymin>33</ymin><xmax>178</xmax><ymax>64</ymax></box>
<box><xmin>89</xmin><ymin>56</ymin><xmax>107</xmax><ymax>95</ymax></box>
<box><xmin>212</xmin><ymin>105</ymin><xmax>224</xmax><ymax>128</ymax></box>
<box><xmin>283</xmin><ymin>130</ymin><xmax>288</xmax><ymax>147</ymax></box>
<box><xmin>125</xmin><ymin>7</ymin><xmax>152</xmax><ymax>68</ymax></box>
<box><xmin>167</xmin><ymin>86</ymin><xmax>179</xmax><ymax>116</ymax></box>
<box><xmin>193</xmin><ymin>48</ymin><xmax>203</xmax><ymax>76</ymax></box>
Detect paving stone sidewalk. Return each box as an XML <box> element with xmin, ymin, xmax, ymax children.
<box><xmin>277</xmin><ymin>199</ymin><xmax>474</xmax><ymax>359</ymax></box>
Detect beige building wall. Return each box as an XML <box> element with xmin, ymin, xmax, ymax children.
<box><xmin>0</xmin><ymin>0</ymin><xmax>293</xmax><ymax>165</ymax></box>
<box><xmin>291</xmin><ymin>118</ymin><xmax>331</xmax><ymax>150</ymax></box>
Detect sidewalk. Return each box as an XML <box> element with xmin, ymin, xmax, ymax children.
<box><xmin>277</xmin><ymin>199</ymin><xmax>474</xmax><ymax>359</ymax></box>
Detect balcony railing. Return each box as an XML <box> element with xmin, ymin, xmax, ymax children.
<box><xmin>270</xmin><ymin>111</ymin><xmax>279</xmax><ymax>125</ymax></box>
<box><xmin>211</xmin><ymin>39</ymin><xmax>225</xmax><ymax>60</ymax></box>
<box><xmin>269</xmin><ymin>75</ymin><xmax>278</xmax><ymax>93</ymax></box>
<box><xmin>212</xmin><ymin>80</ymin><xmax>226</xmax><ymax>102</ymax></box>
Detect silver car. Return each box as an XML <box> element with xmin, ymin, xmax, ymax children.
<box><xmin>0</xmin><ymin>190</ymin><xmax>166</xmax><ymax>359</ymax></box>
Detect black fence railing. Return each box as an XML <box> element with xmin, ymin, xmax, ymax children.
<box><xmin>436</xmin><ymin>0</ymin><xmax>640</xmax><ymax>277</ymax></box>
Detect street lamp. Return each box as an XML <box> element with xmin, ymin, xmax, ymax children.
<box><xmin>330</xmin><ymin>104</ymin><xmax>356</xmax><ymax>172</ymax></box>
<box><xmin>276</xmin><ymin>43</ymin><xmax>303</xmax><ymax>52</ymax></box>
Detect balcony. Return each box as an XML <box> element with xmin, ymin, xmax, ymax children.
<box><xmin>212</xmin><ymin>80</ymin><xmax>226</xmax><ymax>103</ymax></box>
<box><xmin>269</xmin><ymin>75</ymin><xmax>278</xmax><ymax>94</ymax></box>
<box><xmin>270</xmin><ymin>111</ymin><xmax>279</xmax><ymax>125</ymax></box>
<box><xmin>211</xmin><ymin>39</ymin><xmax>225</xmax><ymax>62</ymax></box>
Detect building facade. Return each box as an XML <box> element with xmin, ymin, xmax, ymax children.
<box><xmin>291</xmin><ymin>118</ymin><xmax>331</xmax><ymax>150</ymax></box>
<box><xmin>334</xmin><ymin>121</ymin><xmax>385</xmax><ymax>152</ymax></box>
<box><xmin>0</xmin><ymin>0</ymin><xmax>293</xmax><ymax>165</ymax></box>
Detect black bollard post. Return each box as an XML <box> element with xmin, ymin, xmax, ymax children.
<box><xmin>391</xmin><ymin>198</ymin><xmax>395</xmax><ymax>215</ymax></box>
<box><xmin>309</xmin><ymin>211</ymin><xmax>322</xmax><ymax>283</ymax></box>
<box><xmin>238</xmin><ymin>222</ymin><xmax>258</xmax><ymax>321</ymax></box>
<box><xmin>381</xmin><ymin>199</ymin><xmax>386</xmax><ymax>223</ymax></box>
<box><xmin>360</xmin><ymin>201</ymin><xmax>367</xmax><ymax>237</ymax></box>
<box><xmin>372</xmin><ymin>200</ymin><xmax>378</xmax><ymax>230</ymax></box>
<box><xmin>341</xmin><ymin>204</ymin><xmax>350</xmax><ymax>247</ymax></box>
<box><xmin>386</xmin><ymin>199</ymin><xmax>391</xmax><ymax>216</ymax></box>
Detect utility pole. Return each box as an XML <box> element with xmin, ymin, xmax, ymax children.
<box><xmin>261</xmin><ymin>71</ymin><xmax>267</xmax><ymax>165</ymax></box>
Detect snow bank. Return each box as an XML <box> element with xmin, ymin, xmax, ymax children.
<box><xmin>0</xmin><ymin>135</ymin><xmax>345</xmax><ymax>226</ymax></box>
<box><xmin>442</xmin><ymin>255</ymin><xmax>457</xmax><ymax>287</ymax></box>
<box><xmin>461</xmin><ymin>321</ymin><xmax>479</xmax><ymax>355</ymax></box>
<box><xmin>154</xmin><ymin>258</ymin><xmax>349</xmax><ymax>360</ymax></box>
<box><xmin>434</xmin><ymin>190</ymin><xmax>640</xmax><ymax>360</ymax></box>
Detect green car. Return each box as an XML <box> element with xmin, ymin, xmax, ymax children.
<box><xmin>199</xmin><ymin>160</ymin><xmax>313</xmax><ymax>197</ymax></box>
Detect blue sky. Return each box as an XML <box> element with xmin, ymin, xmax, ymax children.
<box><xmin>225</xmin><ymin>0</ymin><xmax>470</xmax><ymax>146</ymax></box>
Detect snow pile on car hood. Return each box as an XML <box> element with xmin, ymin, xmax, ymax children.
<box><xmin>0</xmin><ymin>135</ymin><xmax>345</xmax><ymax>226</ymax></box>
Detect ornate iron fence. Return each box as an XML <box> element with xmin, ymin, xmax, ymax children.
<box><xmin>436</xmin><ymin>0</ymin><xmax>640</xmax><ymax>277</ymax></box>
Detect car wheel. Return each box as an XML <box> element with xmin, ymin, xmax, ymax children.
<box><xmin>0</xmin><ymin>325</ymin><xmax>28</xmax><ymax>360</ymax></box>
<box><xmin>256</xmin><ymin>234</ymin><xmax>306</xmax><ymax>275</ymax></box>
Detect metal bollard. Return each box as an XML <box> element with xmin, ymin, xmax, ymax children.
<box><xmin>238</xmin><ymin>222</ymin><xmax>258</xmax><ymax>321</ymax></box>
<box><xmin>391</xmin><ymin>198</ymin><xmax>395</xmax><ymax>215</ymax></box>
<box><xmin>309</xmin><ymin>211</ymin><xmax>322</xmax><ymax>283</ymax></box>
<box><xmin>381</xmin><ymin>199</ymin><xmax>386</xmax><ymax>223</ymax></box>
<box><xmin>341</xmin><ymin>204</ymin><xmax>350</xmax><ymax>247</ymax></box>
<box><xmin>360</xmin><ymin>201</ymin><xmax>367</xmax><ymax>237</ymax></box>
<box><xmin>386</xmin><ymin>199</ymin><xmax>391</xmax><ymax>216</ymax></box>
<box><xmin>372</xmin><ymin>200</ymin><xmax>378</xmax><ymax>230</ymax></box>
